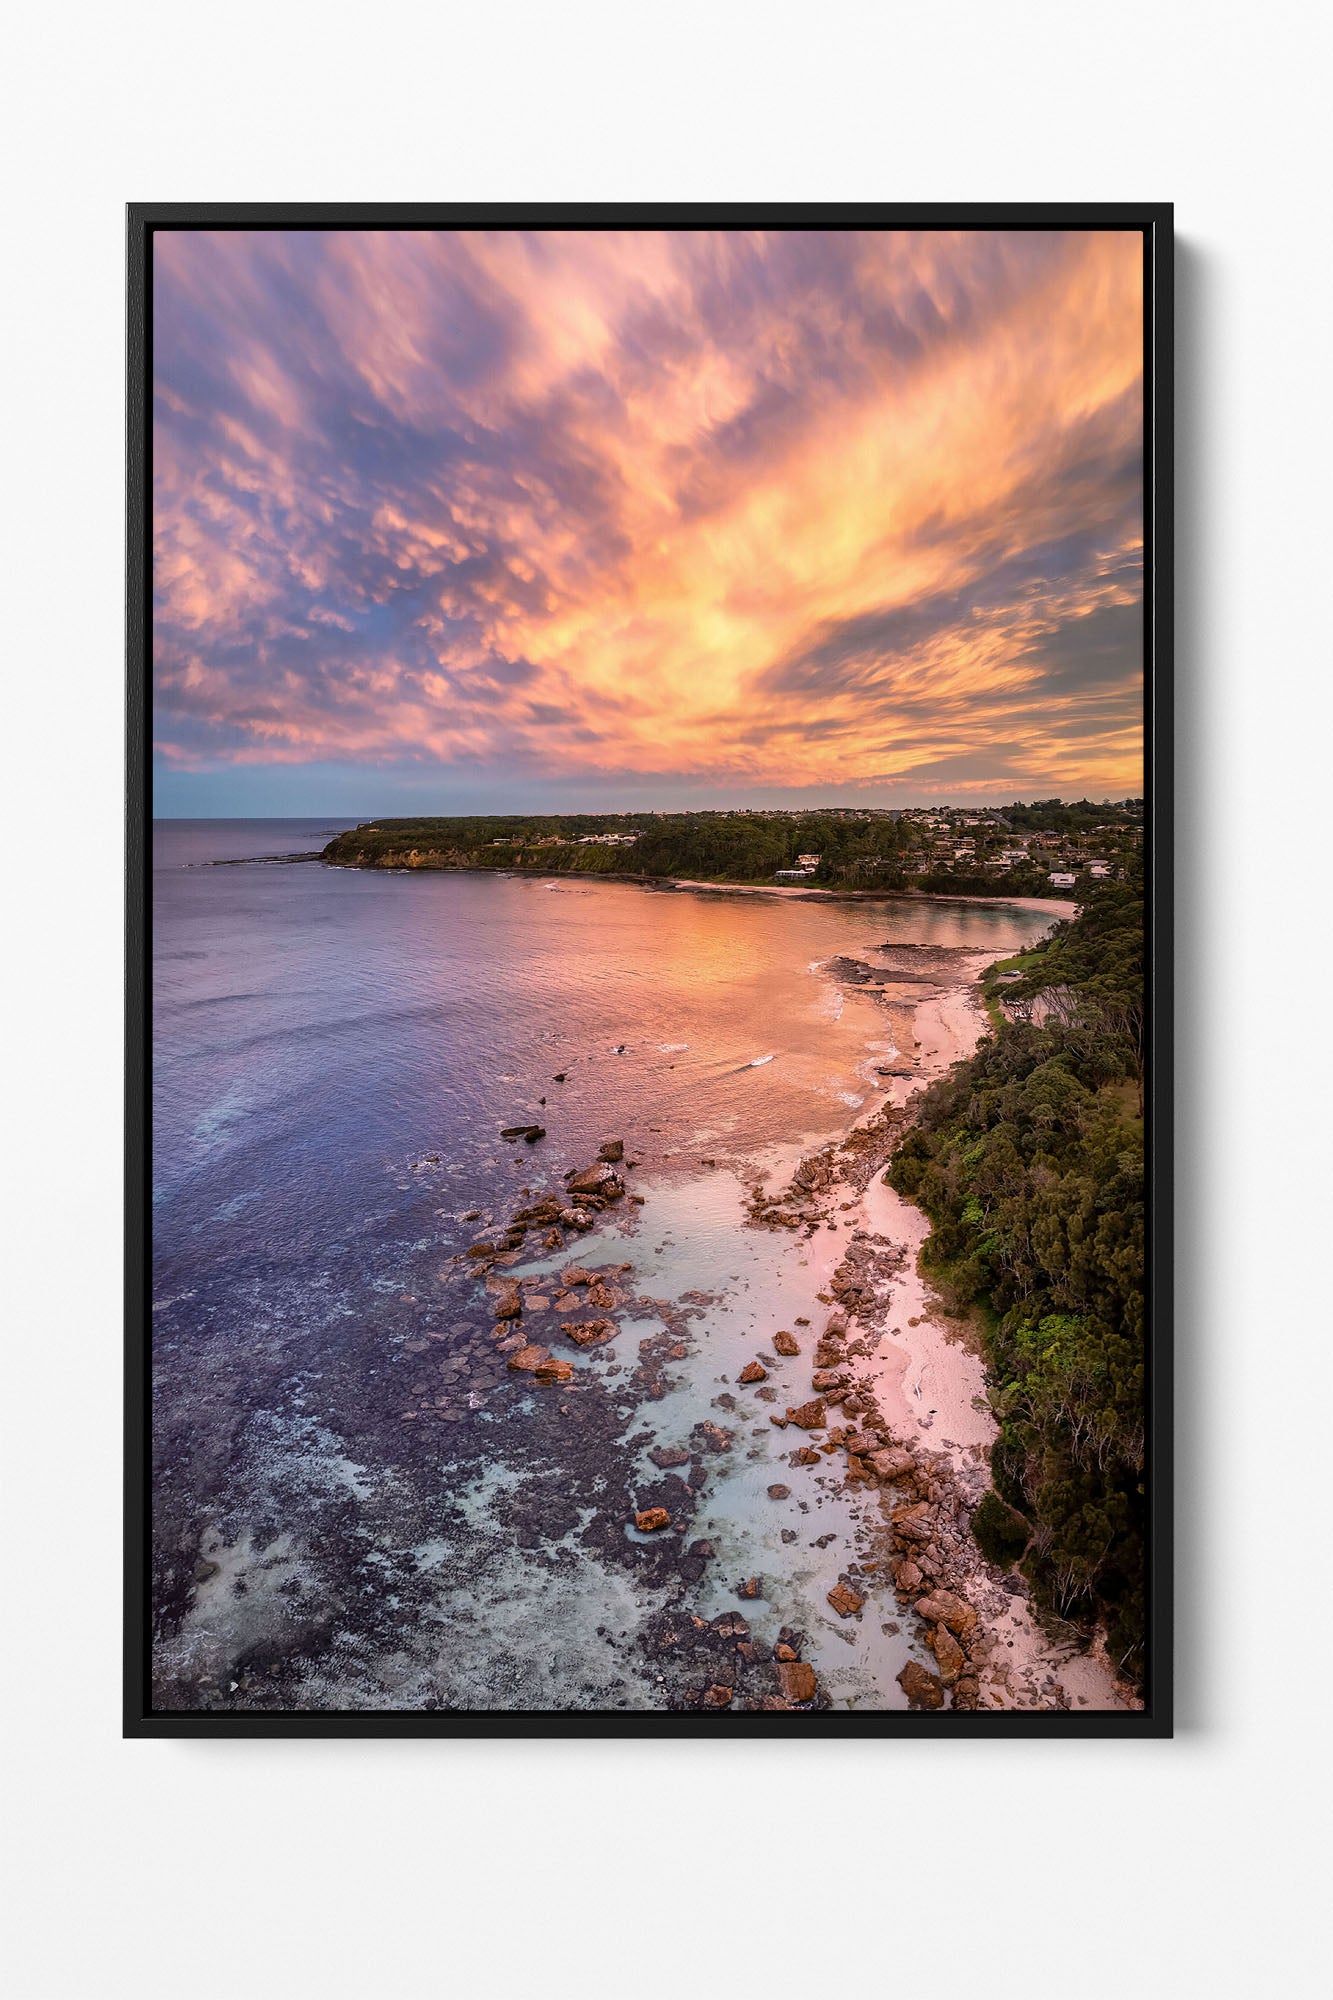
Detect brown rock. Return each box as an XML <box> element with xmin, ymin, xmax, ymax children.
<box><xmin>563</xmin><ymin>1318</ymin><xmax>616</xmax><ymax>1347</ymax></box>
<box><xmin>843</xmin><ymin>1430</ymin><xmax>879</xmax><ymax>1455</ymax></box>
<box><xmin>736</xmin><ymin>1576</ymin><xmax>763</xmax><ymax>1599</ymax></box>
<box><xmin>738</xmin><ymin>1361</ymin><xmax>767</xmax><ymax>1384</ymax></box>
<box><xmin>772</xmin><ymin>1331</ymin><xmax>800</xmax><ymax>1357</ymax></box>
<box><xmin>506</xmin><ymin>1344</ymin><xmax>552</xmax><ymax>1372</ymax></box>
<box><xmin>811</xmin><ymin>1368</ymin><xmax>847</xmax><ymax>1393</ymax></box>
<box><xmin>914</xmin><ymin>1590</ymin><xmax>977</xmax><ymax>1637</ymax></box>
<box><xmin>774</xmin><ymin>1643</ymin><xmax>798</xmax><ymax>1663</ymax></box>
<box><xmin>597</xmin><ymin>1138</ymin><xmax>625</xmax><ymax>1162</ymax></box>
<box><xmin>635</xmin><ymin>1507</ymin><xmax>671</xmax><ymax>1533</ymax></box>
<box><xmin>534</xmin><ymin>1356</ymin><xmax>574</xmax><ymax>1384</ymax></box>
<box><xmin>827</xmin><ymin>1581</ymin><xmax>865</xmax><ymax>1619</ymax></box>
<box><xmin>870</xmin><ymin>1446</ymin><xmax>915</xmax><ymax>1482</ymax></box>
<box><xmin>493</xmin><ymin>1286</ymin><xmax>523</xmax><ymax>1321</ymax></box>
<box><xmin>701</xmin><ymin>1685</ymin><xmax>733</xmax><ymax>1708</ymax></box>
<box><xmin>894</xmin><ymin>1560</ymin><xmax>924</xmax><ymax>1593</ymax></box>
<box><xmin>928</xmin><ymin>1625</ymin><xmax>966</xmax><ymax>1685</ymax></box>
<box><xmin>766</xmin><ymin>1484</ymin><xmax>790</xmax><ymax>1500</ymax></box>
<box><xmin>787</xmin><ymin>1399</ymin><xmax>826</xmax><ymax>1431</ymax></box>
<box><xmin>648</xmin><ymin>1445</ymin><xmax>690</xmax><ymax>1469</ymax></box>
<box><xmin>795</xmin><ymin>1445</ymin><xmax>821</xmax><ymax>1465</ymax></box>
<box><xmin>777</xmin><ymin>1661</ymin><xmax>817</xmax><ymax>1704</ymax></box>
<box><xmin>897</xmin><ymin>1661</ymin><xmax>945</xmax><ymax>1710</ymax></box>
<box><xmin>566</xmin><ymin>1163</ymin><xmax>624</xmax><ymax>1199</ymax></box>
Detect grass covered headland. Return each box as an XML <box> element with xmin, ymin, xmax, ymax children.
<box><xmin>886</xmin><ymin>866</ymin><xmax>1146</xmax><ymax>1681</ymax></box>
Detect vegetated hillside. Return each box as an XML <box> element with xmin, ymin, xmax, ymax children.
<box><xmin>320</xmin><ymin>808</ymin><xmax>1127</xmax><ymax>894</ymax></box>
<box><xmin>886</xmin><ymin>867</ymin><xmax>1147</xmax><ymax>1680</ymax></box>
<box><xmin>320</xmin><ymin>811</ymin><xmax>922</xmax><ymax>882</ymax></box>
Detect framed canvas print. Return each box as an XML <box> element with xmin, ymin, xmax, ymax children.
<box><xmin>126</xmin><ymin>203</ymin><xmax>1171</xmax><ymax>1735</ymax></box>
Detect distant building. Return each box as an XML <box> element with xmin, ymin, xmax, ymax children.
<box><xmin>775</xmin><ymin>867</ymin><xmax>816</xmax><ymax>882</ymax></box>
<box><xmin>1048</xmin><ymin>871</ymin><xmax>1077</xmax><ymax>888</ymax></box>
<box><xmin>796</xmin><ymin>853</ymin><xmax>821</xmax><ymax>868</ymax></box>
<box><xmin>1088</xmin><ymin>861</ymin><xmax>1112</xmax><ymax>878</ymax></box>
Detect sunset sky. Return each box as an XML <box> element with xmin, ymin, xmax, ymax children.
<box><xmin>152</xmin><ymin>228</ymin><xmax>1144</xmax><ymax>816</ymax></box>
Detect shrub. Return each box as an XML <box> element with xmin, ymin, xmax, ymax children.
<box><xmin>972</xmin><ymin>1488</ymin><xmax>1031</xmax><ymax>1568</ymax></box>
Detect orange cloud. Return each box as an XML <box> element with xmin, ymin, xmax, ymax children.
<box><xmin>153</xmin><ymin>227</ymin><xmax>1143</xmax><ymax>799</ymax></box>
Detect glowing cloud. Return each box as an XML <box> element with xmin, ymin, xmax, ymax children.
<box><xmin>152</xmin><ymin>227</ymin><xmax>1144</xmax><ymax>803</ymax></box>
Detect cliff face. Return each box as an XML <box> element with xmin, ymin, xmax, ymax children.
<box><xmin>321</xmin><ymin>836</ymin><xmax>469</xmax><ymax>870</ymax></box>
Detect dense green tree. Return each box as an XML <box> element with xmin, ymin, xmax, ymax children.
<box><xmin>886</xmin><ymin>863</ymin><xmax>1146</xmax><ymax>1680</ymax></box>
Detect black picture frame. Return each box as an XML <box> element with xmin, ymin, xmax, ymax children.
<box><xmin>126</xmin><ymin>202</ymin><xmax>1173</xmax><ymax>1738</ymax></box>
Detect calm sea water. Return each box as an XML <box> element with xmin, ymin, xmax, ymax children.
<box><xmin>151</xmin><ymin>819</ymin><xmax>1056</xmax><ymax>1712</ymax></box>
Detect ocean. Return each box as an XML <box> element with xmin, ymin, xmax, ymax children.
<box><xmin>150</xmin><ymin>818</ymin><xmax>1058</xmax><ymax>1711</ymax></box>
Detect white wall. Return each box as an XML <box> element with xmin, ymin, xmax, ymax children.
<box><xmin>3</xmin><ymin>4</ymin><xmax>1329</xmax><ymax>1995</ymax></box>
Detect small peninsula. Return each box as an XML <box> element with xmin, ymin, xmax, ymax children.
<box><xmin>322</xmin><ymin>800</ymin><xmax>1143</xmax><ymax>898</ymax></box>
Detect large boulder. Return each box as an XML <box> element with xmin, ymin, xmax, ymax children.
<box><xmin>738</xmin><ymin>1361</ymin><xmax>767</xmax><ymax>1383</ymax></box>
<box><xmin>928</xmin><ymin>1625</ymin><xmax>967</xmax><ymax>1685</ymax></box>
<box><xmin>897</xmin><ymin>1661</ymin><xmax>945</xmax><ymax>1710</ymax></box>
<box><xmin>635</xmin><ymin>1507</ymin><xmax>671</xmax><ymax>1533</ymax></box>
<box><xmin>597</xmin><ymin>1139</ymin><xmax>624</xmax><ymax>1162</ymax></box>
<box><xmin>786</xmin><ymin>1399</ymin><xmax>826</xmax><ymax>1431</ymax></box>
<box><xmin>566</xmin><ymin>1163</ymin><xmax>625</xmax><ymax>1199</ymax></box>
<box><xmin>506</xmin><ymin>1344</ymin><xmax>552</xmax><ymax>1372</ymax></box>
<box><xmin>914</xmin><ymin>1590</ymin><xmax>977</xmax><ymax>1637</ymax></box>
<box><xmin>827</xmin><ymin>1581</ymin><xmax>864</xmax><ymax>1619</ymax></box>
<box><xmin>563</xmin><ymin>1318</ymin><xmax>616</xmax><ymax>1347</ymax></box>
<box><xmin>534</xmin><ymin>1356</ymin><xmax>573</xmax><ymax>1384</ymax></box>
<box><xmin>493</xmin><ymin>1286</ymin><xmax>523</xmax><ymax>1322</ymax></box>
<box><xmin>772</xmin><ymin>1331</ymin><xmax>800</xmax><ymax>1357</ymax></box>
<box><xmin>870</xmin><ymin>1446</ymin><xmax>915</xmax><ymax>1483</ymax></box>
<box><xmin>777</xmin><ymin>1661</ymin><xmax>817</xmax><ymax>1704</ymax></box>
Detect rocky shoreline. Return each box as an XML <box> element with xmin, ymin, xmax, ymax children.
<box><xmin>431</xmin><ymin>940</ymin><xmax>1136</xmax><ymax>1715</ymax></box>
<box><xmin>732</xmin><ymin>960</ymin><xmax>1140</xmax><ymax>1713</ymax></box>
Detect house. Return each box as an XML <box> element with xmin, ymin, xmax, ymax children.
<box><xmin>1088</xmin><ymin>861</ymin><xmax>1112</xmax><ymax>879</ymax></box>
<box><xmin>775</xmin><ymin>867</ymin><xmax>816</xmax><ymax>882</ymax></box>
<box><xmin>1048</xmin><ymin>871</ymin><xmax>1076</xmax><ymax>888</ymax></box>
<box><xmin>796</xmin><ymin>852</ymin><xmax>821</xmax><ymax>868</ymax></box>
